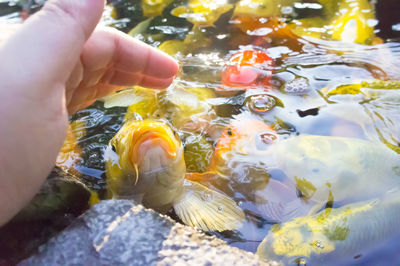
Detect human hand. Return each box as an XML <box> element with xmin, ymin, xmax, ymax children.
<box><xmin>0</xmin><ymin>0</ymin><xmax>178</xmax><ymax>225</ymax></box>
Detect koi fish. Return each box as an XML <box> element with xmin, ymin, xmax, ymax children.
<box><xmin>257</xmin><ymin>189</ymin><xmax>400</xmax><ymax>265</ymax></box>
<box><xmin>186</xmin><ymin>115</ymin><xmax>299</xmax><ymax>222</ymax></box>
<box><xmin>233</xmin><ymin>0</ymin><xmax>297</xmax><ymax>18</ymax></box>
<box><xmin>219</xmin><ymin>50</ymin><xmax>274</xmax><ymax>96</ymax></box>
<box><xmin>105</xmin><ymin>120</ymin><xmax>244</xmax><ymax>232</ymax></box>
<box><xmin>56</xmin><ymin>119</ymin><xmax>85</xmax><ymax>176</ymax></box>
<box><xmin>141</xmin><ymin>0</ymin><xmax>172</xmax><ymax>17</ymax></box>
<box><xmin>189</xmin><ymin>117</ymin><xmax>400</xmax><ymax>223</ymax></box>
<box><xmin>259</xmin><ymin>134</ymin><xmax>400</xmax><ymax>220</ymax></box>
<box><xmin>291</xmin><ymin>0</ymin><xmax>377</xmax><ymax>44</ymax></box>
<box><xmin>171</xmin><ymin>0</ymin><xmax>233</xmax><ymax>27</ymax></box>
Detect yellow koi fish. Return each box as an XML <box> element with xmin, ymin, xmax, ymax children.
<box><xmin>291</xmin><ymin>0</ymin><xmax>377</xmax><ymax>44</ymax></box>
<box><xmin>171</xmin><ymin>0</ymin><xmax>233</xmax><ymax>27</ymax></box>
<box><xmin>56</xmin><ymin>119</ymin><xmax>85</xmax><ymax>176</ymax></box>
<box><xmin>234</xmin><ymin>0</ymin><xmax>296</xmax><ymax>18</ymax></box>
<box><xmin>141</xmin><ymin>0</ymin><xmax>172</xmax><ymax>17</ymax></box>
<box><xmin>105</xmin><ymin>120</ymin><xmax>244</xmax><ymax>232</ymax></box>
<box><xmin>257</xmin><ymin>189</ymin><xmax>400</xmax><ymax>265</ymax></box>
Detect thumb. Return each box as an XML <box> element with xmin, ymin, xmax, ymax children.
<box><xmin>0</xmin><ymin>0</ymin><xmax>105</xmax><ymax>96</ymax></box>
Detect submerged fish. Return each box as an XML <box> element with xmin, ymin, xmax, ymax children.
<box><xmin>56</xmin><ymin>119</ymin><xmax>85</xmax><ymax>175</ymax></box>
<box><xmin>233</xmin><ymin>0</ymin><xmax>296</xmax><ymax>18</ymax></box>
<box><xmin>141</xmin><ymin>0</ymin><xmax>172</xmax><ymax>17</ymax></box>
<box><xmin>290</xmin><ymin>0</ymin><xmax>377</xmax><ymax>44</ymax></box>
<box><xmin>330</xmin><ymin>0</ymin><xmax>376</xmax><ymax>44</ymax></box>
<box><xmin>157</xmin><ymin>85</ymin><xmax>216</xmax><ymax>132</ymax></box>
<box><xmin>219</xmin><ymin>50</ymin><xmax>274</xmax><ymax>96</ymax></box>
<box><xmin>190</xmin><ymin>116</ymin><xmax>400</xmax><ymax>223</ymax></box>
<box><xmin>105</xmin><ymin>120</ymin><xmax>244</xmax><ymax>232</ymax></box>
<box><xmin>158</xmin><ymin>26</ymin><xmax>211</xmax><ymax>56</ymax></box>
<box><xmin>257</xmin><ymin>189</ymin><xmax>400</xmax><ymax>265</ymax></box>
<box><xmin>260</xmin><ymin>135</ymin><xmax>400</xmax><ymax>219</ymax></box>
<box><xmin>171</xmin><ymin>0</ymin><xmax>233</xmax><ymax>27</ymax></box>
<box><xmin>186</xmin><ymin>115</ymin><xmax>297</xmax><ymax>222</ymax></box>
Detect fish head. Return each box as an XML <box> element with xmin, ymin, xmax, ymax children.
<box><xmin>219</xmin><ymin>50</ymin><xmax>273</xmax><ymax>96</ymax></box>
<box><xmin>105</xmin><ymin>120</ymin><xmax>184</xmax><ymax>198</ymax></box>
<box><xmin>209</xmin><ymin>116</ymin><xmax>278</xmax><ymax>185</ymax></box>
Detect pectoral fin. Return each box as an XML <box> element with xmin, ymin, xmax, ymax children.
<box><xmin>173</xmin><ymin>180</ymin><xmax>245</xmax><ymax>232</ymax></box>
<box><xmin>255</xmin><ymin>179</ymin><xmax>307</xmax><ymax>222</ymax></box>
<box><xmin>280</xmin><ymin>198</ymin><xmax>316</xmax><ymax>222</ymax></box>
<box><xmin>258</xmin><ymin>198</ymin><xmax>316</xmax><ymax>223</ymax></box>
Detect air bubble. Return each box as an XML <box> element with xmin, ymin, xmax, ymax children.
<box><xmin>202</xmin><ymin>192</ymin><xmax>213</xmax><ymax>202</ymax></box>
<box><xmin>260</xmin><ymin>132</ymin><xmax>277</xmax><ymax>144</ymax></box>
<box><xmin>246</xmin><ymin>94</ymin><xmax>277</xmax><ymax>114</ymax></box>
<box><xmin>312</xmin><ymin>240</ymin><xmax>324</xmax><ymax>249</ymax></box>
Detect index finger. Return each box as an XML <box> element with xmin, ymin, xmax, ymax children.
<box><xmin>81</xmin><ymin>27</ymin><xmax>179</xmax><ymax>80</ymax></box>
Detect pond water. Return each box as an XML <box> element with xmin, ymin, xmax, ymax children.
<box><xmin>2</xmin><ymin>0</ymin><xmax>400</xmax><ymax>265</ymax></box>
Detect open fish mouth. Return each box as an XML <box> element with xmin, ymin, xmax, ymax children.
<box><xmin>131</xmin><ymin>131</ymin><xmax>178</xmax><ymax>166</ymax></box>
<box><xmin>255</xmin><ymin>130</ymin><xmax>278</xmax><ymax>151</ymax></box>
<box><xmin>137</xmin><ymin>143</ymin><xmax>171</xmax><ymax>173</ymax></box>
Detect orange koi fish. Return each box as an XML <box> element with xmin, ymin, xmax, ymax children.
<box><xmin>186</xmin><ymin>115</ymin><xmax>303</xmax><ymax>222</ymax></box>
<box><xmin>219</xmin><ymin>50</ymin><xmax>274</xmax><ymax>96</ymax></box>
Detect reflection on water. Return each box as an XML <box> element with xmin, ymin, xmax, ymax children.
<box><xmin>2</xmin><ymin>0</ymin><xmax>400</xmax><ymax>264</ymax></box>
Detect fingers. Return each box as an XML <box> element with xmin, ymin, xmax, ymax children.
<box><xmin>106</xmin><ymin>70</ymin><xmax>174</xmax><ymax>88</ymax></box>
<box><xmin>112</xmin><ymin>30</ymin><xmax>179</xmax><ymax>79</ymax></box>
<box><xmin>0</xmin><ymin>24</ymin><xmax>21</xmax><ymax>44</ymax></box>
<box><xmin>80</xmin><ymin>27</ymin><xmax>179</xmax><ymax>83</ymax></box>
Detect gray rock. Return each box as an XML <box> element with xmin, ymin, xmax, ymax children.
<box><xmin>20</xmin><ymin>200</ymin><xmax>278</xmax><ymax>266</ymax></box>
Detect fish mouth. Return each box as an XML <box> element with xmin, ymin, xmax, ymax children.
<box><xmin>130</xmin><ymin>131</ymin><xmax>178</xmax><ymax>168</ymax></box>
<box><xmin>255</xmin><ymin>130</ymin><xmax>278</xmax><ymax>151</ymax></box>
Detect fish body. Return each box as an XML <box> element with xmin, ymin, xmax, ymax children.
<box><xmin>157</xmin><ymin>85</ymin><xmax>216</xmax><ymax>132</ymax></box>
<box><xmin>257</xmin><ymin>189</ymin><xmax>400</xmax><ymax>265</ymax></box>
<box><xmin>267</xmin><ymin>135</ymin><xmax>400</xmax><ymax>207</ymax></box>
<box><xmin>158</xmin><ymin>26</ymin><xmax>211</xmax><ymax>56</ymax></box>
<box><xmin>171</xmin><ymin>0</ymin><xmax>233</xmax><ymax>27</ymax></box>
<box><xmin>141</xmin><ymin>0</ymin><xmax>172</xmax><ymax>17</ymax></box>
<box><xmin>105</xmin><ymin>120</ymin><xmax>244</xmax><ymax>231</ymax></box>
<box><xmin>330</xmin><ymin>0</ymin><xmax>375</xmax><ymax>44</ymax></box>
<box><xmin>233</xmin><ymin>0</ymin><xmax>296</xmax><ymax>18</ymax></box>
<box><xmin>291</xmin><ymin>0</ymin><xmax>376</xmax><ymax>44</ymax></box>
<box><xmin>56</xmin><ymin>119</ymin><xmax>85</xmax><ymax>176</ymax></box>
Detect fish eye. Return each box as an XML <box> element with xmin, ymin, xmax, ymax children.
<box><xmin>111</xmin><ymin>144</ymin><xmax>117</xmax><ymax>152</ymax></box>
<box><xmin>227</xmin><ymin>128</ymin><xmax>233</xmax><ymax>136</ymax></box>
<box><xmin>296</xmin><ymin>189</ymin><xmax>304</xmax><ymax>198</ymax></box>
